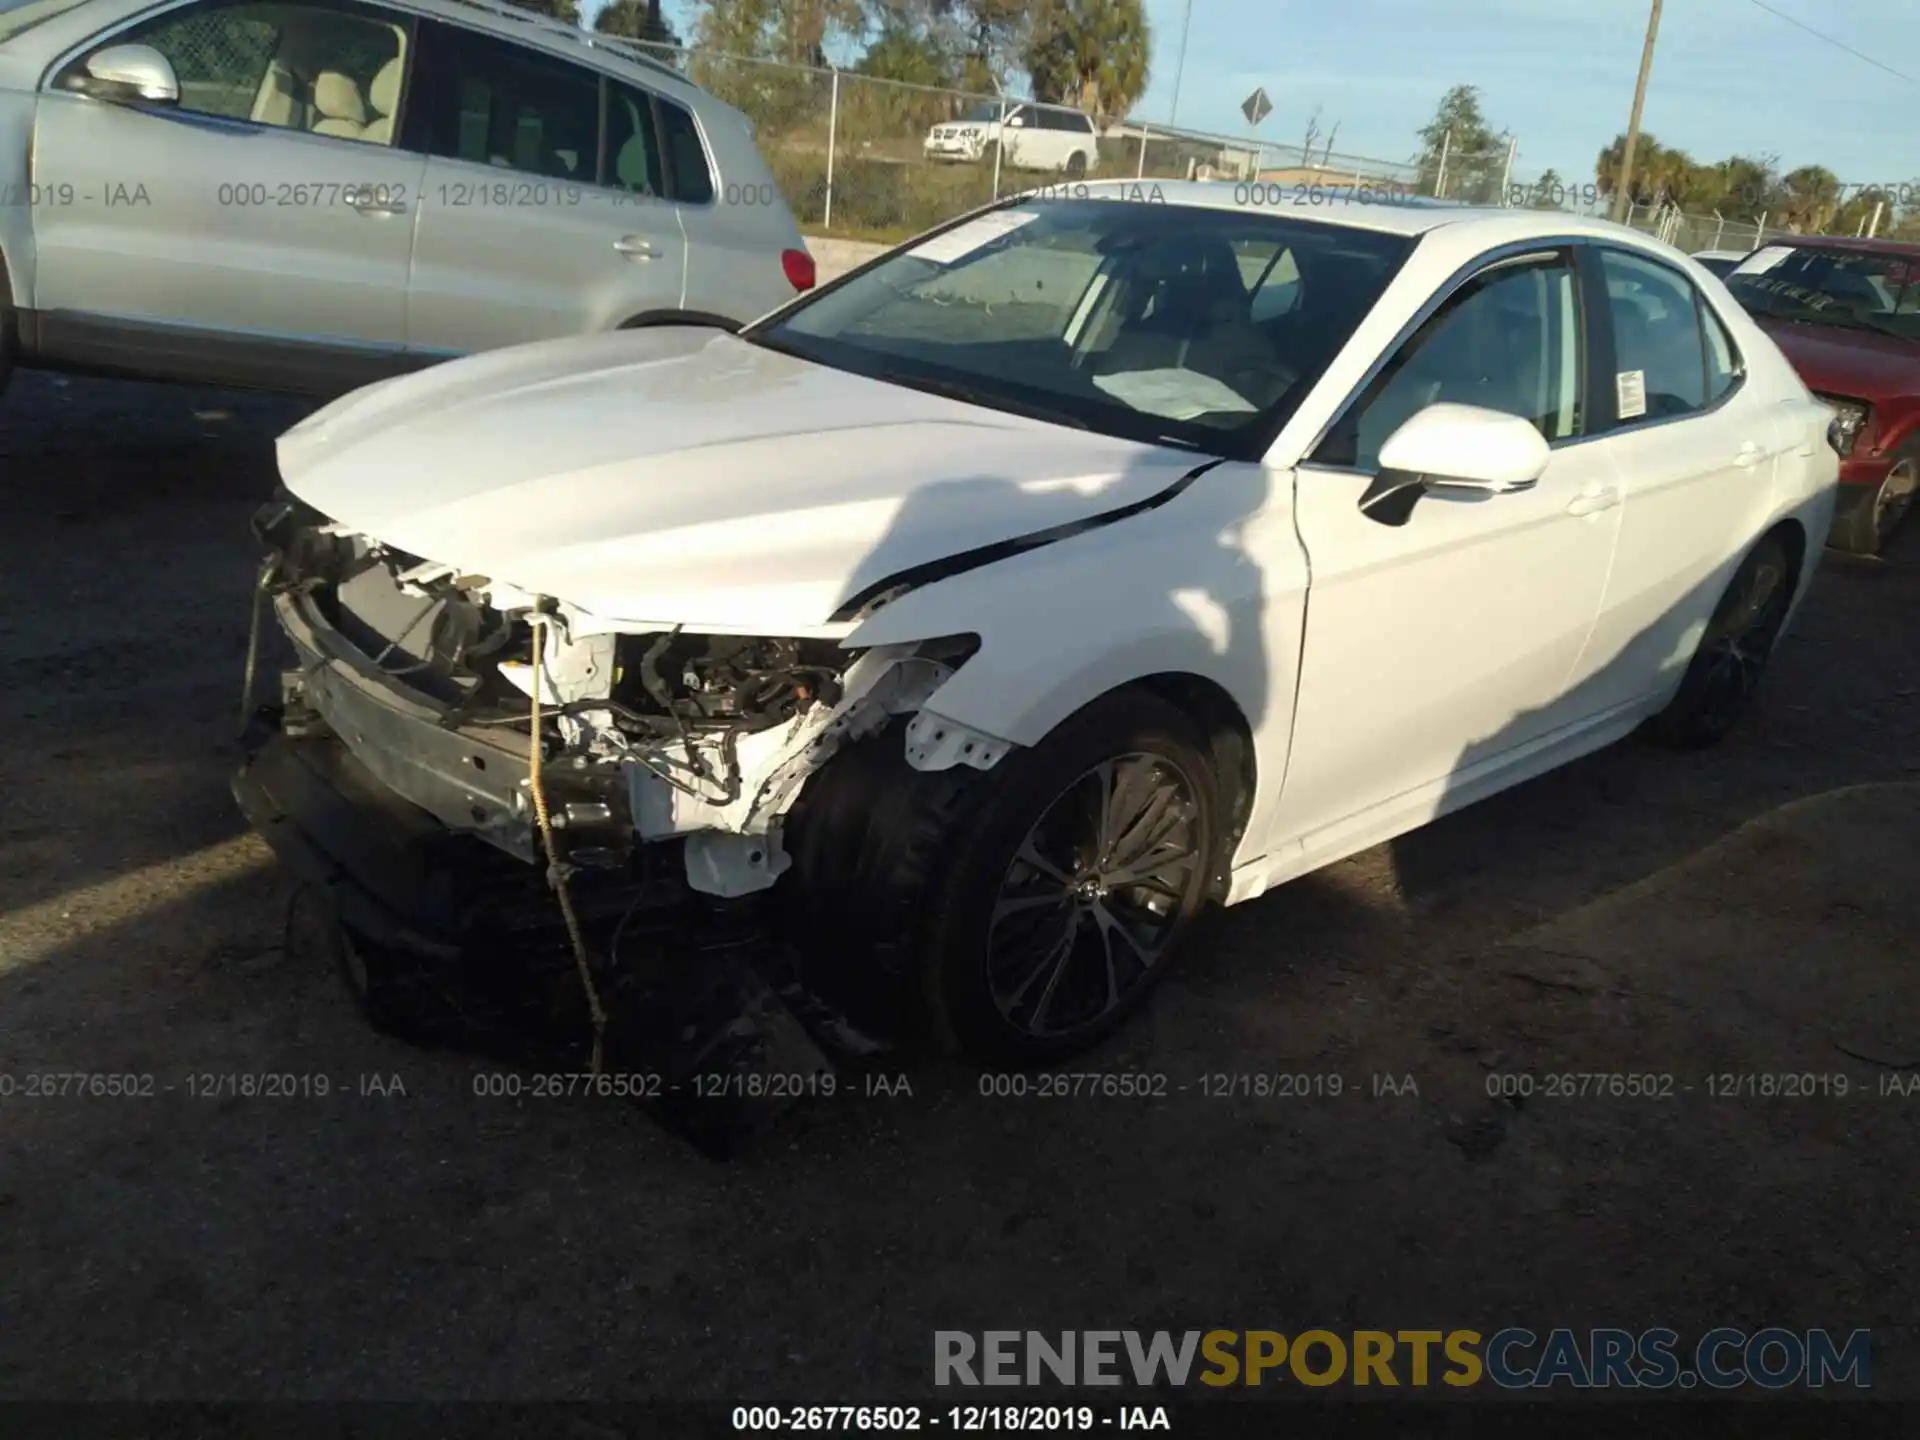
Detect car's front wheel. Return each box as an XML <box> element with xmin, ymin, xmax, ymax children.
<box><xmin>1832</xmin><ymin>453</ymin><xmax>1917</xmax><ymax>556</ymax></box>
<box><xmin>785</xmin><ymin>690</ymin><xmax>1220</xmax><ymax>1062</ymax></box>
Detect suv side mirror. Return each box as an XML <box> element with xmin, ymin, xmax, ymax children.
<box><xmin>64</xmin><ymin>45</ymin><xmax>180</xmax><ymax>107</ymax></box>
<box><xmin>1006</xmin><ymin>114</ymin><xmax>1025</xmax><ymax>128</ymax></box>
<box><xmin>1359</xmin><ymin>402</ymin><xmax>1550</xmax><ymax>526</ymax></box>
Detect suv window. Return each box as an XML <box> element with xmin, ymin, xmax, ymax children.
<box><xmin>114</xmin><ymin>0</ymin><xmax>406</xmax><ymax>142</ymax></box>
<box><xmin>603</xmin><ymin>80</ymin><xmax>664</xmax><ymax>198</ymax></box>
<box><xmin>657</xmin><ymin>100</ymin><xmax>713</xmax><ymax>203</ymax></box>
<box><xmin>1321</xmin><ymin>253</ymin><xmax>1583</xmax><ymax>469</ymax></box>
<box><xmin>409</xmin><ymin>22</ymin><xmax>598</xmax><ymax>181</ymax></box>
<box><xmin>1601</xmin><ymin>250</ymin><xmax>1707</xmax><ymax>419</ymax></box>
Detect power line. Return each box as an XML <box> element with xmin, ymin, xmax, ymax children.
<box><xmin>1740</xmin><ymin>0</ymin><xmax>1919</xmax><ymax>84</ymax></box>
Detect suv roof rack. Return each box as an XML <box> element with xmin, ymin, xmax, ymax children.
<box><xmin>433</xmin><ymin>0</ymin><xmax>686</xmax><ymax>82</ymax></box>
<box><xmin>581</xmin><ymin>33</ymin><xmax>686</xmax><ymax>81</ymax></box>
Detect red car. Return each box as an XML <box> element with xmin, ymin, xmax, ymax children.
<box><xmin>1717</xmin><ymin>236</ymin><xmax>1920</xmax><ymax>554</ymax></box>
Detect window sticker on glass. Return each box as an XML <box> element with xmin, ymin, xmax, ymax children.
<box><xmin>908</xmin><ymin>210</ymin><xmax>1042</xmax><ymax>265</ymax></box>
<box><xmin>1733</xmin><ymin>246</ymin><xmax>1795</xmax><ymax>276</ymax></box>
<box><xmin>1616</xmin><ymin>369</ymin><xmax>1648</xmax><ymax>420</ymax></box>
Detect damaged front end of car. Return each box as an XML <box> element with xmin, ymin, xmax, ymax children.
<box><xmin>231</xmin><ymin>491</ymin><xmax>993</xmax><ymax>1153</ymax></box>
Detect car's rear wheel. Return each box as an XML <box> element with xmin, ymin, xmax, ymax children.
<box><xmin>1832</xmin><ymin>456</ymin><xmax>1917</xmax><ymax>556</ymax></box>
<box><xmin>1065</xmin><ymin>150</ymin><xmax>1089</xmax><ymax>178</ymax></box>
<box><xmin>784</xmin><ymin>690</ymin><xmax>1219</xmax><ymax>1062</ymax></box>
<box><xmin>1644</xmin><ymin>531</ymin><xmax>1795</xmax><ymax>749</ymax></box>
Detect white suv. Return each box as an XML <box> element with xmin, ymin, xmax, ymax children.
<box><xmin>0</xmin><ymin>0</ymin><xmax>812</xmax><ymax>397</ymax></box>
<box><xmin>924</xmin><ymin>100</ymin><xmax>1099</xmax><ymax>177</ymax></box>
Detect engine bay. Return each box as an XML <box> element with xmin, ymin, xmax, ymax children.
<box><xmin>248</xmin><ymin>492</ymin><xmax>983</xmax><ymax>899</ymax></box>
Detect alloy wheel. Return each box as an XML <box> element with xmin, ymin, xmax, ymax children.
<box><xmin>1874</xmin><ymin>460</ymin><xmax>1917</xmax><ymax>544</ymax></box>
<box><xmin>1692</xmin><ymin>547</ymin><xmax>1791</xmax><ymax>733</ymax></box>
<box><xmin>985</xmin><ymin>753</ymin><xmax>1206</xmax><ymax>1038</ymax></box>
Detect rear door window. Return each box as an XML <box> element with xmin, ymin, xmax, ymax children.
<box><xmin>1600</xmin><ymin>249</ymin><xmax>1708</xmax><ymax>420</ymax></box>
<box><xmin>657</xmin><ymin>99</ymin><xmax>713</xmax><ymax>203</ymax></box>
<box><xmin>407</xmin><ymin>22</ymin><xmax>598</xmax><ymax>181</ymax></box>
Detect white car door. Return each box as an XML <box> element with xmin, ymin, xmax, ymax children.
<box><xmin>31</xmin><ymin>0</ymin><xmax>425</xmax><ymax>382</ymax></box>
<box><xmin>1268</xmin><ymin>247</ymin><xmax>1624</xmax><ymax>859</ymax></box>
<box><xmin>399</xmin><ymin>21</ymin><xmax>686</xmax><ymax>355</ymax></box>
<box><xmin>1563</xmin><ymin>247</ymin><xmax>1800</xmax><ymax>713</ymax></box>
<box><xmin>1000</xmin><ymin>103</ymin><xmax>1038</xmax><ymax>170</ymax></box>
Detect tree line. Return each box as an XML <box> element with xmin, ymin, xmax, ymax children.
<box><xmin>1416</xmin><ymin>83</ymin><xmax>1920</xmax><ymax>238</ymax></box>
<box><xmin>500</xmin><ymin>4</ymin><xmax>1918</xmax><ymax>240</ymax></box>
<box><xmin>506</xmin><ymin>0</ymin><xmax>1154</xmax><ymax>123</ymax></box>
<box><xmin>1593</xmin><ymin>132</ymin><xmax>1917</xmax><ymax>238</ymax></box>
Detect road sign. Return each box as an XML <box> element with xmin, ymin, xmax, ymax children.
<box><xmin>1240</xmin><ymin>87</ymin><xmax>1272</xmax><ymax>128</ymax></box>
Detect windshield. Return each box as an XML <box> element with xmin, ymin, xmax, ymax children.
<box><xmin>1724</xmin><ymin>245</ymin><xmax>1920</xmax><ymax>340</ymax></box>
<box><xmin>957</xmin><ymin>101</ymin><xmax>1003</xmax><ymax>124</ymax></box>
<box><xmin>0</xmin><ymin>0</ymin><xmax>90</xmax><ymax>43</ymax></box>
<box><xmin>744</xmin><ymin>199</ymin><xmax>1415</xmax><ymax>458</ymax></box>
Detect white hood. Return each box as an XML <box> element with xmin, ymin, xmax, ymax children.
<box><xmin>277</xmin><ymin>329</ymin><xmax>1198</xmax><ymax>632</ymax></box>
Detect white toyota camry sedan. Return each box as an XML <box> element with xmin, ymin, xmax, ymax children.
<box><xmin>237</xmin><ymin>182</ymin><xmax>1840</xmax><ymax>1075</ymax></box>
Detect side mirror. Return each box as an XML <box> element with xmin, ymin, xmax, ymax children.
<box><xmin>1006</xmin><ymin>114</ymin><xmax>1026</xmax><ymax>128</ymax></box>
<box><xmin>1359</xmin><ymin>402</ymin><xmax>1551</xmax><ymax>526</ymax></box>
<box><xmin>64</xmin><ymin>45</ymin><xmax>180</xmax><ymax>106</ymax></box>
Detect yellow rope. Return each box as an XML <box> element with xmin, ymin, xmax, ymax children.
<box><xmin>526</xmin><ymin>609</ymin><xmax>607</xmax><ymax>1074</ymax></box>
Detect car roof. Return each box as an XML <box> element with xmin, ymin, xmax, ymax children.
<box><xmin>1755</xmin><ymin>234</ymin><xmax>1920</xmax><ymax>258</ymax></box>
<box><xmin>1054</xmin><ymin>179</ymin><xmax>1684</xmax><ymax>243</ymax></box>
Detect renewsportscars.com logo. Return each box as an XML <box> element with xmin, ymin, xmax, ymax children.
<box><xmin>934</xmin><ymin>1329</ymin><xmax>1872</xmax><ymax>1390</ymax></box>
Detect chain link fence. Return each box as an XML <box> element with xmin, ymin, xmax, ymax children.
<box><xmin>1616</xmin><ymin>200</ymin><xmax>1896</xmax><ymax>255</ymax></box>
<box><xmin>625</xmin><ymin>41</ymin><xmax>1488</xmax><ymax>240</ymax></box>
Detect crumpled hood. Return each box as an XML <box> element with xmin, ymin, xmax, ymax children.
<box><xmin>278</xmin><ymin>328</ymin><xmax>1199</xmax><ymax>632</ymax></box>
<box><xmin>1754</xmin><ymin>316</ymin><xmax>1920</xmax><ymax>405</ymax></box>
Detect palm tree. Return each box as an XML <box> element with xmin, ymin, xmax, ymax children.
<box><xmin>509</xmin><ymin>0</ymin><xmax>581</xmax><ymax>23</ymax></box>
<box><xmin>594</xmin><ymin>0</ymin><xmax>679</xmax><ymax>48</ymax></box>
<box><xmin>1025</xmin><ymin>0</ymin><xmax>1150</xmax><ymax>123</ymax></box>
<box><xmin>1596</xmin><ymin>131</ymin><xmax>1668</xmax><ymax>209</ymax></box>
<box><xmin>1777</xmin><ymin>164</ymin><xmax>1841</xmax><ymax>234</ymax></box>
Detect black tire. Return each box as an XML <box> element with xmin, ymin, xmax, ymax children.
<box><xmin>1830</xmin><ymin>453</ymin><xmax>1917</xmax><ymax>556</ymax></box>
<box><xmin>980</xmin><ymin>140</ymin><xmax>1001</xmax><ymax>172</ymax></box>
<box><xmin>326</xmin><ymin>917</ymin><xmax>459</xmax><ymax>1046</ymax></box>
<box><xmin>0</xmin><ymin>300</ymin><xmax>15</xmax><ymax>399</ymax></box>
<box><xmin>786</xmin><ymin>690</ymin><xmax>1219</xmax><ymax>1063</ymax></box>
<box><xmin>1644</xmin><ymin>532</ymin><xmax>1795</xmax><ymax>749</ymax></box>
<box><xmin>1065</xmin><ymin>150</ymin><xmax>1089</xmax><ymax>178</ymax></box>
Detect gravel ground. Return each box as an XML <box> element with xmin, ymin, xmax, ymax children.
<box><xmin>0</xmin><ymin>368</ymin><xmax>1916</xmax><ymax>1404</ymax></box>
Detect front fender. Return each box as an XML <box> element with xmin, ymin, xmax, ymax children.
<box><xmin>846</xmin><ymin>462</ymin><xmax>1308</xmax><ymax>864</ymax></box>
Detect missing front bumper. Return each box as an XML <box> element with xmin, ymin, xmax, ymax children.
<box><xmin>232</xmin><ymin>721</ymin><xmax>857</xmax><ymax>1155</ymax></box>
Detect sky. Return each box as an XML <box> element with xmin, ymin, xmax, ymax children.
<box><xmin>644</xmin><ymin>0</ymin><xmax>1920</xmax><ymax>209</ymax></box>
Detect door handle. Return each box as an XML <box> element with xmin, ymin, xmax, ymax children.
<box><xmin>1734</xmin><ymin>441</ymin><xmax>1764</xmax><ymax>469</ymax></box>
<box><xmin>1566</xmin><ymin>486</ymin><xmax>1621</xmax><ymax>518</ymax></box>
<box><xmin>348</xmin><ymin>190</ymin><xmax>407</xmax><ymax>215</ymax></box>
<box><xmin>613</xmin><ymin>234</ymin><xmax>657</xmax><ymax>259</ymax></box>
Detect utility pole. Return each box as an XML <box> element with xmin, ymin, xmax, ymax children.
<box><xmin>1610</xmin><ymin>0</ymin><xmax>1663</xmax><ymax>222</ymax></box>
<box><xmin>1167</xmin><ymin>0</ymin><xmax>1196</xmax><ymax>127</ymax></box>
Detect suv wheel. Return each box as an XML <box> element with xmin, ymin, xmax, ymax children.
<box><xmin>1065</xmin><ymin>150</ymin><xmax>1088</xmax><ymax>178</ymax></box>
